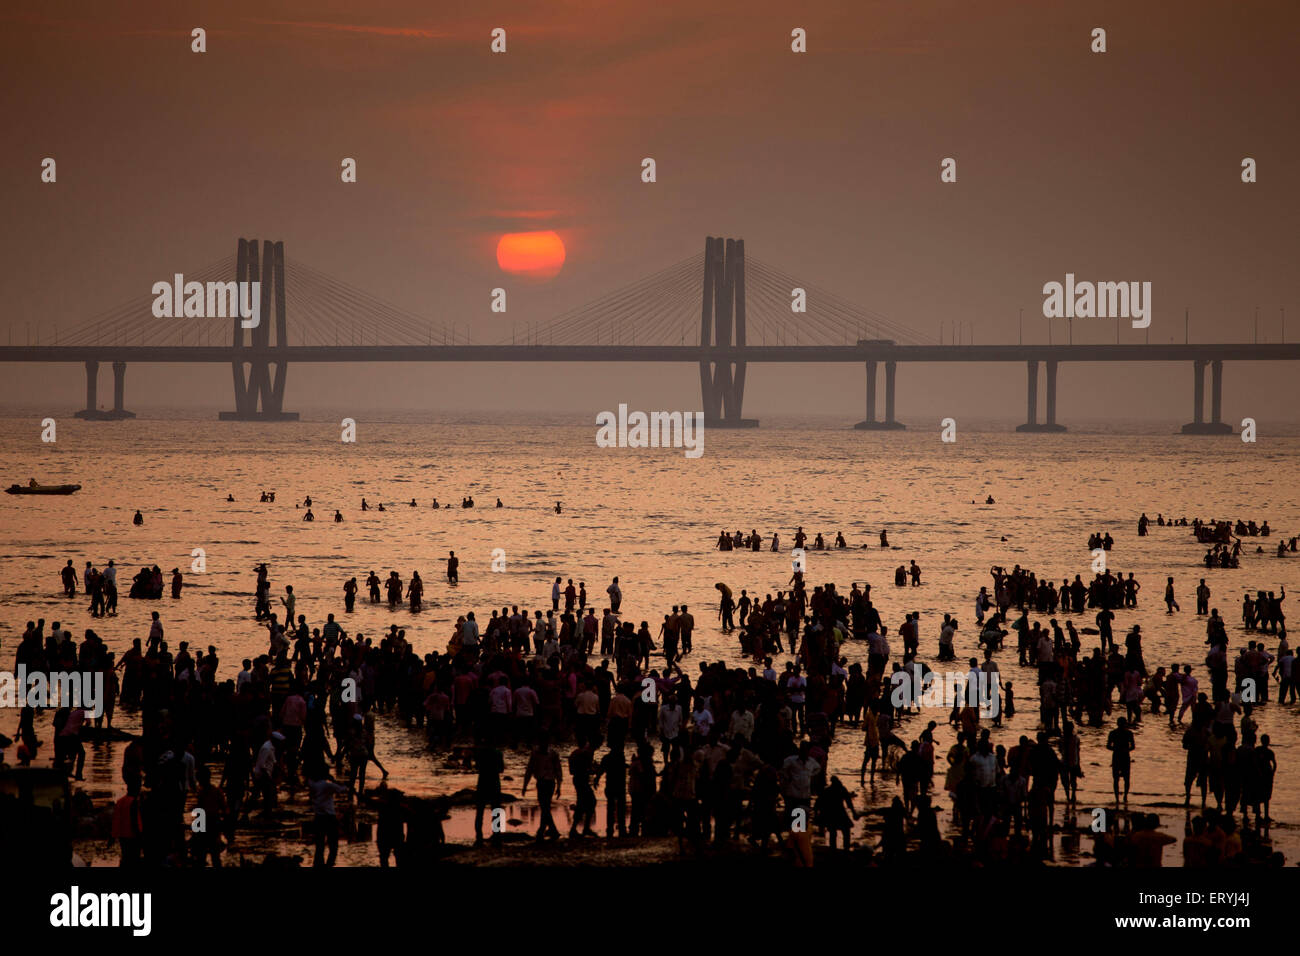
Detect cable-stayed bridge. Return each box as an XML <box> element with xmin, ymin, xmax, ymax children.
<box><xmin>1</xmin><ymin>237</ymin><xmax>1295</xmax><ymax>433</ymax></box>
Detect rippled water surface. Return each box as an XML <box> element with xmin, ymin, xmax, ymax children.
<box><xmin>2</xmin><ymin>413</ymin><xmax>1298</xmax><ymax>865</ymax></box>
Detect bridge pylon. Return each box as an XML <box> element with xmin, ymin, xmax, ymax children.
<box><xmin>699</xmin><ymin>237</ymin><xmax>758</xmax><ymax>428</ymax></box>
<box><xmin>219</xmin><ymin>238</ymin><xmax>299</xmax><ymax>421</ymax></box>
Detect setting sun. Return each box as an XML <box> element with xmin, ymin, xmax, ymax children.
<box><xmin>496</xmin><ymin>230</ymin><xmax>566</xmax><ymax>280</ymax></box>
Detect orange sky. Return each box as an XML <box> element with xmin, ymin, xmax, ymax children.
<box><xmin>0</xmin><ymin>0</ymin><xmax>1297</xmax><ymax>420</ymax></box>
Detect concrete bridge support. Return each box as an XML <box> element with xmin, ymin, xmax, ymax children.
<box><xmin>220</xmin><ymin>238</ymin><xmax>299</xmax><ymax>421</ymax></box>
<box><xmin>1181</xmin><ymin>358</ymin><xmax>1232</xmax><ymax>433</ymax></box>
<box><xmin>110</xmin><ymin>361</ymin><xmax>135</xmax><ymax>418</ymax></box>
<box><xmin>699</xmin><ymin>236</ymin><xmax>757</xmax><ymax>428</ymax></box>
<box><xmin>80</xmin><ymin>360</ymin><xmax>96</xmax><ymax>414</ymax></box>
<box><xmin>854</xmin><ymin>359</ymin><xmax>905</xmax><ymax>429</ymax></box>
<box><xmin>74</xmin><ymin>359</ymin><xmax>135</xmax><ymax>419</ymax></box>
<box><xmin>1016</xmin><ymin>359</ymin><xmax>1067</xmax><ymax>432</ymax></box>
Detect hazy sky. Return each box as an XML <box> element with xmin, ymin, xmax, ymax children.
<box><xmin>1</xmin><ymin>0</ymin><xmax>1297</xmax><ymax>423</ymax></box>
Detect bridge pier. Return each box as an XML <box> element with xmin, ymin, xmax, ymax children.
<box><xmin>110</xmin><ymin>361</ymin><xmax>135</xmax><ymax>418</ymax></box>
<box><xmin>854</xmin><ymin>359</ymin><xmax>905</xmax><ymax>429</ymax></box>
<box><xmin>1016</xmin><ymin>359</ymin><xmax>1067</xmax><ymax>432</ymax></box>
<box><xmin>79</xmin><ymin>360</ymin><xmax>97</xmax><ymax>413</ymax></box>
<box><xmin>73</xmin><ymin>359</ymin><xmax>135</xmax><ymax>420</ymax></box>
<box><xmin>1181</xmin><ymin>358</ymin><xmax>1231</xmax><ymax>433</ymax></box>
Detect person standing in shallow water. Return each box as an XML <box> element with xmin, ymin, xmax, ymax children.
<box><xmin>594</xmin><ymin>738</ymin><xmax>628</xmax><ymax>837</ymax></box>
<box><xmin>568</xmin><ymin>736</ymin><xmax>598</xmax><ymax>838</ymax></box>
<box><xmin>306</xmin><ymin>760</ymin><xmax>348</xmax><ymax>867</ymax></box>
<box><xmin>408</xmin><ymin>571</ymin><xmax>423</xmax><ymax>611</ymax></box>
<box><xmin>1107</xmin><ymin>716</ymin><xmax>1136</xmax><ymax>804</ymax></box>
<box><xmin>522</xmin><ymin>736</ymin><xmax>563</xmax><ymax>841</ymax></box>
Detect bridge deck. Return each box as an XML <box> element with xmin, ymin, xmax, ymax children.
<box><xmin>1</xmin><ymin>344</ymin><xmax>1297</xmax><ymax>363</ymax></box>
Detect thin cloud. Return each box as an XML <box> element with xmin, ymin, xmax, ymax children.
<box><xmin>250</xmin><ymin>19</ymin><xmax>448</xmax><ymax>39</ymax></box>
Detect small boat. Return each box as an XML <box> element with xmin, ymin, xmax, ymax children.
<box><xmin>6</xmin><ymin>482</ymin><xmax>81</xmax><ymax>495</ymax></box>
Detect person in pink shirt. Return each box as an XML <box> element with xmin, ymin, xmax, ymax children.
<box><xmin>280</xmin><ymin>686</ymin><xmax>307</xmax><ymax>788</ymax></box>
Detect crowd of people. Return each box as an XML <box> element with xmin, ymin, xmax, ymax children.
<box><xmin>7</xmin><ymin>505</ymin><xmax>1296</xmax><ymax>869</ymax></box>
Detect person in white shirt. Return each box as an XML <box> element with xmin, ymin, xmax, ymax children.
<box><xmin>969</xmin><ymin>739</ymin><xmax>997</xmax><ymax>789</ymax></box>
<box><xmin>728</xmin><ymin>705</ymin><xmax>755</xmax><ymax>742</ymax></box>
<box><xmin>252</xmin><ymin>732</ymin><xmax>282</xmax><ymax>814</ymax></box>
<box><xmin>606</xmin><ymin>577</ymin><xmax>622</xmax><ymax>613</ymax></box>
<box><xmin>462</xmin><ymin>612</ymin><xmax>480</xmax><ymax>650</ymax></box>
<box><xmin>657</xmin><ymin>694</ymin><xmax>683</xmax><ymax>757</ymax></box>
<box><xmin>780</xmin><ymin>741</ymin><xmax>820</xmax><ymax>816</ymax></box>
<box><xmin>533</xmin><ymin>612</ymin><xmax>547</xmax><ymax>654</ymax></box>
<box><xmin>691</xmin><ymin>702</ymin><xmax>714</xmax><ymax>740</ymax></box>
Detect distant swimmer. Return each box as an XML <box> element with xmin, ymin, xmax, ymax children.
<box><xmin>133</xmin><ymin>511</ymin><xmax>143</xmax><ymax>526</ymax></box>
<box><xmin>432</xmin><ymin>499</ymin><xmax>439</xmax><ymax>508</ymax></box>
<box><xmin>496</xmin><ymin>498</ymin><xmax>503</xmax><ymax>508</ymax></box>
<box><xmin>361</xmin><ymin>498</ymin><xmax>369</xmax><ymax>511</ymax></box>
<box><xmin>410</xmin><ymin>499</ymin><xmax>417</xmax><ymax>507</ymax></box>
<box><xmin>835</xmin><ymin>532</ymin><xmax>847</xmax><ymax>549</ymax></box>
<box><xmin>986</xmin><ymin>495</ymin><xmax>995</xmax><ymax>505</ymax></box>
<box><xmin>226</xmin><ymin>494</ymin><xmax>235</xmax><ymax>502</ymax></box>
<box><xmin>463</xmin><ymin>496</ymin><xmax>475</xmax><ymax>508</ymax></box>
<box><xmin>880</xmin><ymin>530</ymin><xmax>889</xmax><ymax>548</ymax></box>
<box><xmin>334</xmin><ymin>511</ymin><xmax>343</xmax><ymax>522</ymax></box>
<box><xmin>303</xmin><ymin>509</ymin><xmax>315</xmax><ymax>522</ymax></box>
<box><xmin>555</xmin><ymin>502</ymin><xmax>563</xmax><ymax>514</ymax></box>
<box><xmin>303</xmin><ymin>496</ymin><xmax>312</xmax><ymax>507</ymax></box>
<box><xmin>447</xmin><ymin>550</ymin><xmax>459</xmax><ymax>585</ymax></box>
<box><xmin>377</xmin><ymin>503</ymin><xmax>386</xmax><ymax>512</ymax></box>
